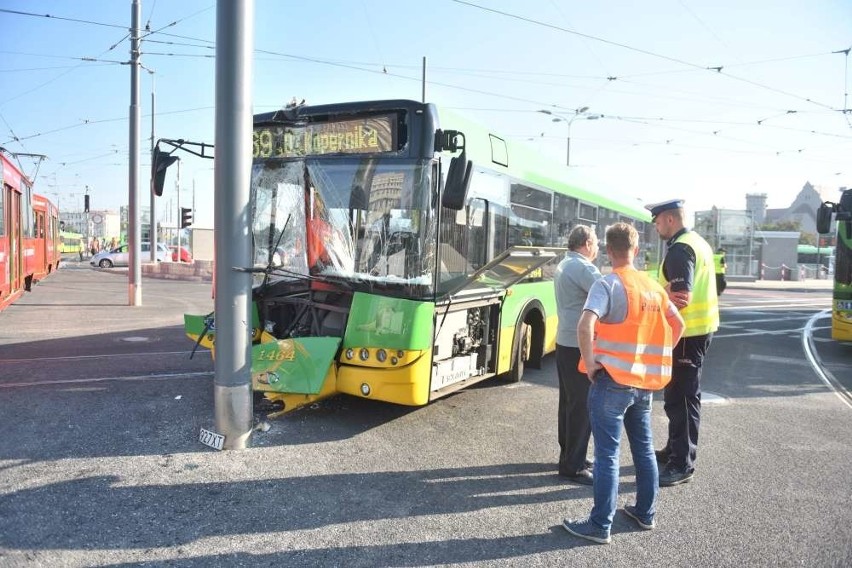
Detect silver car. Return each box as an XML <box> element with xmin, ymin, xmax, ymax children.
<box><xmin>90</xmin><ymin>242</ymin><xmax>170</xmax><ymax>268</ymax></box>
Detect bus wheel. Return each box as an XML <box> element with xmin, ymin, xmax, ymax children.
<box><xmin>507</xmin><ymin>322</ymin><xmax>530</xmax><ymax>383</ymax></box>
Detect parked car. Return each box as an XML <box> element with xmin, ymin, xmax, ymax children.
<box><xmin>90</xmin><ymin>242</ymin><xmax>170</xmax><ymax>268</ymax></box>
<box><xmin>170</xmin><ymin>245</ymin><xmax>193</xmax><ymax>263</ymax></box>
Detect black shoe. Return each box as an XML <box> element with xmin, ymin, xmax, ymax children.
<box><xmin>564</xmin><ymin>468</ymin><xmax>594</xmax><ymax>486</ymax></box>
<box><xmin>584</xmin><ymin>459</ymin><xmax>594</xmax><ymax>470</ymax></box>
<box><xmin>659</xmin><ymin>465</ymin><xmax>694</xmax><ymax>487</ymax></box>
<box><xmin>654</xmin><ymin>449</ymin><xmax>670</xmax><ymax>465</ymax></box>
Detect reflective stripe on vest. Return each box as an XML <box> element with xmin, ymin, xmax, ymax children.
<box><xmin>579</xmin><ymin>267</ymin><xmax>674</xmax><ymax>390</ymax></box>
<box><xmin>659</xmin><ymin>231</ymin><xmax>720</xmax><ymax>337</ymax></box>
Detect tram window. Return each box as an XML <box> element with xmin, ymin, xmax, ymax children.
<box><xmin>0</xmin><ymin>188</ymin><xmax>4</xmax><ymax>234</ymax></box>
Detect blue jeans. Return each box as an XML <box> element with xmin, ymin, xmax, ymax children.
<box><xmin>588</xmin><ymin>370</ymin><xmax>658</xmax><ymax>532</ymax></box>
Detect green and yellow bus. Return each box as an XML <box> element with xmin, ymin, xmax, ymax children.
<box><xmin>184</xmin><ymin>100</ymin><xmax>655</xmax><ymax>415</ymax></box>
<box><xmin>817</xmin><ymin>188</ymin><xmax>852</xmax><ymax>341</ymax></box>
<box><xmin>59</xmin><ymin>230</ymin><xmax>85</xmax><ymax>255</ymax></box>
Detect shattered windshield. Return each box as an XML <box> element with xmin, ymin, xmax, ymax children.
<box><xmin>250</xmin><ymin>157</ymin><xmax>437</xmax><ymax>296</ymax></box>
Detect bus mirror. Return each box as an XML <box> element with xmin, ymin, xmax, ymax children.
<box><xmin>442</xmin><ymin>153</ymin><xmax>472</xmax><ymax>210</ymax></box>
<box><xmin>151</xmin><ymin>147</ymin><xmax>179</xmax><ymax>197</ymax></box>
<box><xmin>816</xmin><ymin>203</ymin><xmax>834</xmax><ymax>234</ymax></box>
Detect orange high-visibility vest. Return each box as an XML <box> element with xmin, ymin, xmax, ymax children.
<box><xmin>579</xmin><ymin>267</ymin><xmax>674</xmax><ymax>391</ymax></box>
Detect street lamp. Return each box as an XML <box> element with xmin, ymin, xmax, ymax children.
<box><xmin>538</xmin><ymin>107</ymin><xmax>601</xmax><ymax>166</ymax></box>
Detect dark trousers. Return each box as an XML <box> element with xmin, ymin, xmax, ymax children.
<box><xmin>662</xmin><ymin>333</ymin><xmax>713</xmax><ymax>472</ymax></box>
<box><xmin>716</xmin><ymin>273</ymin><xmax>727</xmax><ymax>295</ymax></box>
<box><xmin>556</xmin><ymin>344</ymin><xmax>592</xmax><ymax>475</ymax></box>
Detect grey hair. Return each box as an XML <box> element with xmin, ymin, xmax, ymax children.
<box><xmin>567</xmin><ymin>224</ymin><xmax>596</xmax><ymax>251</ymax></box>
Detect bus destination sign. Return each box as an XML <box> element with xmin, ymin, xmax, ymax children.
<box><xmin>253</xmin><ymin>114</ymin><xmax>397</xmax><ymax>158</ymax></box>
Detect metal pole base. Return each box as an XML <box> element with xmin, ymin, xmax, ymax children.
<box><xmin>214</xmin><ymin>384</ymin><xmax>253</xmax><ymax>449</ymax></box>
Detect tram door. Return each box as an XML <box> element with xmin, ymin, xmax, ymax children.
<box><xmin>8</xmin><ymin>188</ymin><xmax>21</xmax><ymax>294</ymax></box>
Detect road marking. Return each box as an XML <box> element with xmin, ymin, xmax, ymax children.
<box><xmin>803</xmin><ymin>309</ymin><xmax>852</xmax><ymax>410</ymax></box>
<box><xmin>716</xmin><ymin>328</ymin><xmax>805</xmax><ymax>339</ymax></box>
<box><xmin>0</xmin><ymin>371</ymin><xmax>212</xmax><ymax>389</ymax></box>
<box><xmin>0</xmin><ymin>350</ymin><xmax>211</xmax><ymax>364</ymax></box>
<box><xmin>748</xmin><ymin>354</ymin><xmax>810</xmax><ymax>367</ymax></box>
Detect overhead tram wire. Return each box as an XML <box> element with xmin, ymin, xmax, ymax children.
<box><xmin>449</xmin><ymin>0</ymin><xmax>841</xmax><ymax>112</ymax></box>
<box><xmin>0</xmin><ymin>8</ymin><xmax>127</xmax><ymax>30</ymax></box>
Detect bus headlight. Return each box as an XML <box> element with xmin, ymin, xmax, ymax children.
<box><xmin>360</xmin><ymin>383</ymin><xmax>371</xmax><ymax>396</ymax></box>
<box><xmin>376</xmin><ymin>349</ymin><xmax>387</xmax><ymax>362</ymax></box>
<box><xmin>390</xmin><ymin>357</ymin><xmax>398</xmax><ymax>365</ymax></box>
<box><xmin>345</xmin><ymin>348</ymin><xmax>354</xmax><ymax>360</ymax></box>
<box><xmin>359</xmin><ymin>348</ymin><xmax>370</xmax><ymax>361</ymax></box>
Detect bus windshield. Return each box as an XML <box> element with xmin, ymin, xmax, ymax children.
<box><xmin>250</xmin><ymin>157</ymin><xmax>437</xmax><ymax>295</ymax></box>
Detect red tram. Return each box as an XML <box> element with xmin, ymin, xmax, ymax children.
<box><xmin>1</xmin><ymin>152</ymin><xmax>60</xmax><ymax>312</ymax></box>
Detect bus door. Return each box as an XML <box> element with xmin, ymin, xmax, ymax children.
<box><xmin>431</xmin><ymin>246</ymin><xmax>564</xmax><ymax>391</ymax></box>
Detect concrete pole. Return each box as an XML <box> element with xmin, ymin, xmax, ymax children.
<box><xmin>150</xmin><ymin>75</ymin><xmax>157</xmax><ymax>262</ymax></box>
<box><xmin>176</xmin><ymin>159</ymin><xmax>181</xmax><ymax>260</ymax></box>
<box><xmin>128</xmin><ymin>0</ymin><xmax>142</xmax><ymax>306</ymax></box>
<box><xmin>213</xmin><ymin>0</ymin><xmax>255</xmax><ymax>449</ymax></box>
<box><xmin>421</xmin><ymin>56</ymin><xmax>426</xmax><ymax>103</ymax></box>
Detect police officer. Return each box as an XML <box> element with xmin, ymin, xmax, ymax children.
<box><xmin>646</xmin><ymin>199</ymin><xmax>719</xmax><ymax>486</ymax></box>
<box><xmin>714</xmin><ymin>248</ymin><xmax>727</xmax><ymax>295</ymax></box>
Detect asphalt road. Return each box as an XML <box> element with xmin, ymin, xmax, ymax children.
<box><xmin>0</xmin><ymin>264</ymin><xmax>850</xmax><ymax>567</ymax></box>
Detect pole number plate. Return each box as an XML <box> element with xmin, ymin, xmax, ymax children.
<box><xmin>199</xmin><ymin>427</ymin><xmax>225</xmax><ymax>450</ymax></box>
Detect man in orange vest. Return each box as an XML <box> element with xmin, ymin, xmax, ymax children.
<box><xmin>562</xmin><ymin>222</ymin><xmax>684</xmax><ymax>545</ymax></box>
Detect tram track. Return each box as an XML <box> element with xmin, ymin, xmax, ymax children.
<box><xmin>803</xmin><ymin>309</ymin><xmax>852</xmax><ymax>410</ymax></box>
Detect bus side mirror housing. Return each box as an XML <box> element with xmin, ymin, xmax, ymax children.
<box><xmin>442</xmin><ymin>152</ymin><xmax>472</xmax><ymax>210</ymax></box>
<box><xmin>817</xmin><ymin>203</ymin><xmax>834</xmax><ymax>234</ymax></box>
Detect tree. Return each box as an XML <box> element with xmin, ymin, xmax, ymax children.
<box><xmin>758</xmin><ymin>220</ymin><xmax>801</xmax><ymax>232</ymax></box>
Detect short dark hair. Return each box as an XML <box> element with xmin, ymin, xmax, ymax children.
<box><xmin>567</xmin><ymin>224</ymin><xmax>596</xmax><ymax>251</ymax></box>
<box><xmin>605</xmin><ymin>222</ymin><xmax>638</xmax><ymax>254</ymax></box>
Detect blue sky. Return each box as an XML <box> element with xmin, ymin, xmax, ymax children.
<box><xmin>1</xmin><ymin>0</ymin><xmax>850</xmax><ymax>229</ymax></box>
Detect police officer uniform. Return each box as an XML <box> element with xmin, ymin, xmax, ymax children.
<box><xmin>646</xmin><ymin>199</ymin><xmax>719</xmax><ymax>486</ymax></box>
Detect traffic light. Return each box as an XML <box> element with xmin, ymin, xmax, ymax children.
<box><xmin>151</xmin><ymin>147</ymin><xmax>179</xmax><ymax>197</ymax></box>
<box><xmin>180</xmin><ymin>207</ymin><xmax>193</xmax><ymax>229</ymax></box>
<box><xmin>84</xmin><ymin>194</ymin><xmax>90</xmax><ymax>212</ymax></box>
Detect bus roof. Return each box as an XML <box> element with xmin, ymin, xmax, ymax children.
<box><xmin>437</xmin><ymin>107</ymin><xmax>651</xmax><ymax>221</ymax></box>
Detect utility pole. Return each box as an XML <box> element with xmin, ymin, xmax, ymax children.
<box><xmin>149</xmin><ymin>73</ymin><xmax>157</xmax><ymax>262</ymax></box>
<box><xmin>128</xmin><ymin>0</ymin><xmax>142</xmax><ymax>306</ymax></box>
<box><xmin>213</xmin><ymin>0</ymin><xmax>255</xmax><ymax>449</ymax></box>
<box><xmin>421</xmin><ymin>56</ymin><xmax>426</xmax><ymax>103</ymax></box>
<box><xmin>176</xmin><ymin>158</ymin><xmax>181</xmax><ymax>260</ymax></box>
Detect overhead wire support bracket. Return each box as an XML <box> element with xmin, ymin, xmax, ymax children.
<box><xmin>155</xmin><ymin>137</ymin><xmax>214</xmax><ymax>160</ymax></box>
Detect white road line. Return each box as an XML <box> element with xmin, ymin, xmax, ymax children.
<box><xmin>803</xmin><ymin>309</ymin><xmax>852</xmax><ymax>410</ymax></box>
<box><xmin>0</xmin><ymin>371</ymin><xmax>213</xmax><ymax>389</ymax></box>
<box><xmin>723</xmin><ymin>304</ymin><xmax>828</xmax><ymax>311</ymax></box>
<box><xmin>748</xmin><ymin>354</ymin><xmax>810</xmax><ymax>367</ymax></box>
<box><xmin>0</xmin><ymin>350</ymin><xmax>211</xmax><ymax>364</ymax></box>
<box><xmin>716</xmin><ymin>328</ymin><xmax>805</xmax><ymax>339</ymax></box>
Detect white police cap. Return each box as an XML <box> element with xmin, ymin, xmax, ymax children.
<box><xmin>645</xmin><ymin>199</ymin><xmax>685</xmax><ymax>219</ymax></box>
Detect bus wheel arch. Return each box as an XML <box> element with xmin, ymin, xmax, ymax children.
<box><xmin>506</xmin><ymin>300</ymin><xmax>545</xmax><ymax>383</ymax></box>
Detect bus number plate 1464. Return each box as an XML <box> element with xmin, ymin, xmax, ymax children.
<box><xmin>199</xmin><ymin>428</ymin><xmax>225</xmax><ymax>450</ymax></box>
